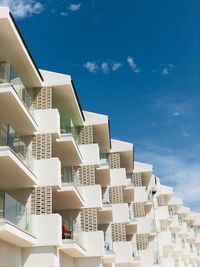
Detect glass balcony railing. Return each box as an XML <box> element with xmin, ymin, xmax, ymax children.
<box><xmin>0</xmin><ymin>192</ymin><xmax>32</xmax><ymax>233</ymax></box>
<box><xmin>104</xmin><ymin>240</ymin><xmax>114</xmax><ymax>254</ymax></box>
<box><xmin>100</xmin><ymin>153</ymin><xmax>109</xmax><ymax>166</ymax></box>
<box><xmin>61</xmin><ymin>166</ymin><xmax>79</xmax><ymax>186</ymax></box>
<box><xmin>0</xmin><ymin>124</ymin><xmax>34</xmax><ymax>169</ymax></box>
<box><xmin>0</xmin><ymin>62</ymin><xmax>34</xmax><ymax>116</ymax></box>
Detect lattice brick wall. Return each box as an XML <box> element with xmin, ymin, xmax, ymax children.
<box><xmin>111</xmin><ymin>223</ymin><xmax>126</xmax><ymax>242</ymax></box>
<box><xmin>107</xmin><ymin>153</ymin><xmax>120</xmax><ymax>169</ymax></box>
<box><xmin>132</xmin><ymin>172</ymin><xmax>142</xmax><ymax>187</ymax></box>
<box><xmin>33</xmin><ymin>87</ymin><xmax>52</xmax><ymax>109</ymax></box>
<box><xmin>31</xmin><ymin>186</ymin><xmax>52</xmax><ymax>215</ymax></box>
<box><xmin>73</xmin><ymin>126</ymin><xmax>93</xmax><ymax>145</ymax></box>
<box><xmin>78</xmin><ymin>165</ymin><xmax>95</xmax><ymax>186</ymax></box>
<box><xmin>109</xmin><ymin>186</ymin><xmax>123</xmax><ymax>204</ymax></box>
<box><xmin>132</xmin><ymin>202</ymin><xmax>146</xmax><ymax>218</ymax></box>
<box><xmin>81</xmin><ymin>208</ymin><xmax>97</xmax><ymax>232</ymax></box>
<box><xmin>157</xmin><ymin>195</ymin><xmax>167</xmax><ymax>207</ymax></box>
<box><xmin>32</xmin><ymin>134</ymin><xmax>52</xmax><ymax>159</ymax></box>
<box><xmin>136</xmin><ymin>234</ymin><xmax>149</xmax><ymax>250</ymax></box>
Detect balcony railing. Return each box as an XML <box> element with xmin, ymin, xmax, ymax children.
<box><xmin>61</xmin><ymin>166</ymin><xmax>79</xmax><ymax>186</ymax></box>
<box><xmin>62</xmin><ymin>220</ymin><xmax>84</xmax><ymax>248</ymax></box>
<box><xmin>104</xmin><ymin>240</ymin><xmax>114</xmax><ymax>254</ymax></box>
<box><xmin>0</xmin><ymin>124</ymin><xmax>34</xmax><ymax>169</ymax></box>
<box><xmin>0</xmin><ymin>62</ymin><xmax>34</xmax><ymax>115</ymax></box>
<box><xmin>100</xmin><ymin>153</ymin><xmax>109</xmax><ymax>166</ymax></box>
<box><xmin>0</xmin><ymin>192</ymin><xmax>32</xmax><ymax>233</ymax></box>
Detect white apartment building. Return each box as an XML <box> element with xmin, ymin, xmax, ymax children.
<box><xmin>0</xmin><ymin>6</ymin><xmax>199</xmax><ymax>267</ymax></box>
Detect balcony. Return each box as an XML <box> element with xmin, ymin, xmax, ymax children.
<box><xmin>53</xmin><ymin>166</ymin><xmax>84</xmax><ymax>210</ymax></box>
<box><xmin>60</xmin><ymin>220</ymin><xmax>86</xmax><ymax>257</ymax></box>
<box><xmin>0</xmin><ymin>63</ymin><xmax>37</xmax><ymax>135</ymax></box>
<box><xmin>0</xmin><ymin>124</ymin><xmax>37</xmax><ymax>189</ymax></box>
<box><xmin>95</xmin><ymin>165</ymin><xmax>110</xmax><ymax>187</ymax></box>
<box><xmin>53</xmin><ymin>127</ymin><xmax>82</xmax><ymax>166</ymax></box>
<box><xmin>0</xmin><ymin>192</ymin><xmax>36</xmax><ymax>247</ymax></box>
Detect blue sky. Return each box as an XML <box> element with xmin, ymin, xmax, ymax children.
<box><xmin>1</xmin><ymin>0</ymin><xmax>200</xmax><ymax>211</ymax></box>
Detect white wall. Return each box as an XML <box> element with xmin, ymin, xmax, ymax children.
<box><xmin>22</xmin><ymin>246</ymin><xmax>59</xmax><ymax>267</ymax></box>
<box><xmin>79</xmin><ymin>144</ymin><xmax>100</xmax><ymax>165</ymax></box>
<box><xmin>134</xmin><ymin>187</ymin><xmax>148</xmax><ymax>202</ymax></box>
<box><xmin>112</xmin><ymin>204</ymin><xmax>129</xmax><ymax>223</ymax></box>
<box><xmin>33</xmin><ymin>158</ymin><xmax>61</xmax><ymax>187</ymax></box>
<box><xmin>32</xmin><ymin>214</ymin><xmax>62</xmax><ymax>247</ymax></box>
<box><xmin>113</xmin><ymin>241</ymin><xmax>133</xmax><ymax>263</ymax></box>
<box><xmin>0</xmin><ymin>239</ymin><xmax>22</xmax><ymax>267</ymax></box>
<box><xmin>75</xmin><ymin>257</ymin><xmax>102</xmax><ymax>267</ymax></box>
<box><xmin>34</xmin><ymin>109</ymin><xmax>60</xmax><ymax>135</ymax></box>
<box><xmin>80</xmin><ymin>185</ymin><xmax>102</xmax><ymax>208</ymax></box>
<box><xmin>59</xmin><ymin>251</ymin><xmax>74</xmax><ymax>267</ymax></box>
<box><xmin>83</xmin><ymin>231</ymin><xmax>104</xmax><ymax>257</ymax></box>
<box><xmin>110</xmin><ymin>168</ymin><xmax>126</xmax><ymax>186</ymax></box>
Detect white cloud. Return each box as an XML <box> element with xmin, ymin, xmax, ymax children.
<box><xmin>84</xmin><ymin>61</ymin><xmax>98</xmax><ymax>73</ymax></box>
<box><xmin>173</xmin><ymin>112</ymin><xmax>180</xmax><ymax>116</ymax></box>
<box><xmin>111</xmin><ymin>62</ymin><xmax>122</xmax><ymax>71</ymax></box>
<box><xmin>60</xmin><ymin>12</ymin><xmax>68</xmax><ymax>16</ymax></box>
<box><xmin>0</xmin><ymin>0</ymin><xmax>44</xmax><ymax>19</ymax></box>
<box><xmin>68</xmin><ymin>3</ymin><xmax>81</xmax><ymax>11</ymax></box>
<box><xmin>127</xmin><ymin>56</ymin><xmax>140</xmax><ymax>73</ymax></box>
<box><xmin>84</xmin><ymin>60</ymin><xmax>122</xmax><ymax>74</ymax></box>
<box><xmin>161</xmin><ymin>64</ymin><xmax>175</xmax><ymax>75</ymax></box>
<box><xmin>101</xmin><ymin>62</ymin><xmax>109</xmax><ymax>74</ymax></box>
<box><xmin>137</xmin><ymin>143</ymin><xmax>200</xmax><ymax>211</ymax></box>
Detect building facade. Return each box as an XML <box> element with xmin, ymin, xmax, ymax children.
<box><xmin>0</xmin><ymin>7</ymin><xmax>199</xmax><ymax>267</ymax></box>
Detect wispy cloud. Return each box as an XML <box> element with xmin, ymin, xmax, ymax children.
<box><xmin>60</xmin><ymin>11</ymin><xmax>68</xmax><ymax>16</ymax></box>
<box><xmin>0</xmin><ymin>0</ymin><xmax>44</xmax><ymax>19</ymax></box>
<box><xmin>161</xmin><ymin>63</ymin><xmax>175</xmax><ymax>75</ymax></box>
<box><xmin>111</xmin><ymin>62</ymin><xmax>122</xmax><ymax>71</ymax></box>
<box><xmin>84</xmin><ymin>61</ymin><xmax>98</xmax><ymax>73</ymax></box>
<box><xmin>137</xmin><ymin>143</ymin><xmax>200</xmax><ymax>211</ymax></box>
<box><xmin>68</xmin><ymin>3</ymin><xmax>81</xmax><ymax>12</ymax></box>
<box><xmin>127</xmin><ymin>56</ymin><xmax>141</xmax><ymax>73</ymax></box>
<box><xmin>84</xmin><ymin>60</ymin><xmax>122</xmax><ymax>74</ymax></box>
<box><xmin>101</xmin><ymin>62</ymin><xmax>109</xmax><ymax>74</ymax></box>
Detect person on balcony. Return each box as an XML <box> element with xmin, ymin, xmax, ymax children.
<box><xmin>62</xmin><ymin>223</ymin><xmax>72</xmax><ymax>239</ymax></box>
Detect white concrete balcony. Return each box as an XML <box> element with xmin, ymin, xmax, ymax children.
<box><xmin>0</xmin><ymin>83</ymin><xmax>37</xmax><ymax>135</ymax></box>
<box><xmin>134</xmin><ymin>186</ymin><xmax>148</xmax><ymax>202</ymax></box>
<box><xmin>0</xmin><ymin>146</ymin><xmax>37</xmax><ymax>189</ymax></box>
<box><xmin>61</xmin><ymin>222</ymin><xmax>86</xmax><ymax>257</ymax></box>
<box><xmin>53</xmin><ymin>186</ymin><xmax>84</xmax><ymax>210</ymax></box>
<box><xmin>0</xmin><ymin>192</ymin><xmax>36</xmax><ymax>247</ymax></box>
<box><xmin>155</xmin><ymin>206</ymin><xmax>170</xmax><ymax>221</ymax></box>
<box><xmin>53</xmin><ymin>134</ymin><xmax>82</xmax><ymax>166</ymax></box>
<box><xmin>52</xmin><ymin>166</ymin><xmax>84</xmax><ymax>210</ymax></box>
<box><xmin>126</xmin><ymin>219</ymin><xmax>137</xmax><ymax>236</ymax></box>
<box><xmin>81</xmin><ymin>184</ymin><xmax>102</xmax><ymax>208</ymax></box>
<box><xmin>123</xmin><ymin>186</ymin><xmax>134</xmax><ymax>203</ymax></box>
<box><xmin>95</xmin><ymin>165</ymin><xmax>110</xmax><ymax>187</ymax></box>
<box><xmin>158</xmin><ymin>231</ymin><xmax>172</xmax><ymax>246</ymax></box>
<box><xmin>111</xmin><ymin>139</ymin><xmax>133</xmax><ymax>172</ymax></box>
<box><xmin>34</xmin><ymin>158</ymin><xmax>61</xmax><ymax>188</ymax></box>
<box><xmin>34</xmin><ymin>109</ymin><xmax>60</xmax><ymax>138</ymax></box>
<box><xmin>113</xmin><ymin>241</ymin><xmax>135</xmax><ymax>264</ymax></box>
<box><xmin>79</xmin><ymin>143</ymin><xmax>100</xmax><ymax>166</ymax></box>
<box><xmin>110</xmin><ymin>168</ymin><xmax>127</xmax><ymax>186</ymax></box>
<box><xmin>61</xmin><ymin>239</ymin><xmax>86</xmax><ymax>257</ymax></box>
<box><xmin>98</xmin><ymin>205</ymin><xmax>113</xmax><ymax>224</ymax></box>
<box><xmin>112</xmin><ymin>203</ymin><xmax>129</xmax><ymax>223</ymax></box>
